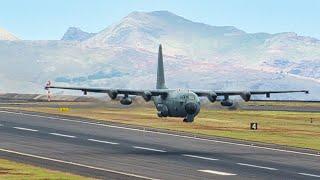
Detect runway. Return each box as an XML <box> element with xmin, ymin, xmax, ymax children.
<box><xmin>0</xmin><ymin>110</ymin><xmax>319</xmax><ymax>179</ymax></box>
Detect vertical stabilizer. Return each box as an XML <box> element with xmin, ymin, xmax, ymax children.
<box><xmin>156</xmin><ymin>44</ymin><xmax>167</xmax><ymax>89</ymax></box>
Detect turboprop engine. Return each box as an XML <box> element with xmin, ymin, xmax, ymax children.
<box><xmin>207</xmin><ymin>92</ymin><xmax>217</xmax><ymax>103</ymax></box>
<box><xmin>142</xmin><ymin>91</ymin><xmax>152</xmax><ymax>102</ymax></box>
<box><xmin>120</xmin><ymin>96</ymin><xmax>132</xmax><ymax>105</ymax></box>
<box><xmin>157</xmin><ymin>104</ymin><xmax>168</xmax><ymax>117</ymax></box>
<box><xmin>108</xmin><ymin>90</ymin><xmax>118</xmax><ymax>100</ymax></box>
<box><xmin>240</xmin><ymin>91</ymin><xmax>251</xmax><ymax>102</ymax></box>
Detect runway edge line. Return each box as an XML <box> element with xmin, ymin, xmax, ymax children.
<box><xmin>0</xmin><ymin>148</ymin><xmax>156</xmax><ymax>180</ymax></box>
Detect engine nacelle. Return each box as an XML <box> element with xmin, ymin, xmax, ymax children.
<box><xmin>157</xmin><ymin>104</ymin><xmax>168</xmax><ymax>117</ymax></box>
<box><xmin>108</xmin><ymin>90</ymin><xmax>118</xmax><ymax>100</ymax></box>
<box><xmin>120</xmin><ymin>97</ymin><xmax>132</xmax><ymax>105</ymax></box>
<box><xmin>221</xmin><ymin>99</ymin><xmax>234</xmax><ymax>107</ymax></box>
<box><xmin>240</xmin><ymin>91</ymin><xmax>251</xmax><ymax>102</ymax></box>
<box><xmin>207</xmin><ymin>92</ymin><xmax>217</xmax><ymax>103</ymax></box>
<box><xmin>142</xmin><ymin>91</ymin><xmax>152</xmax><ymax>102</ymax></box>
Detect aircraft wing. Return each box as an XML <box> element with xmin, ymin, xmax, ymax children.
<box><xmin>45</xmin><ymin>85</ymin><xmax>168</xmax><ymax>97</ymax></box>
<box><xmin>193</xmin><ymin>90</ymin><xmax>309</xmax><ymax>101</ymax></box>
<box><xmin>216</xmin><ymin>90</ymin><xmax>308</xmax><ymax>96</ymax></box>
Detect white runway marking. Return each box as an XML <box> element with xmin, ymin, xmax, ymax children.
<box><xmin>298</xmin><ymin>172</ymin><xmax>320</xmax><ymax>178</ymax></box>
<box><xmin>88</xmin><ymin>139</ymin><xmax>119</xmax><ymax>145</ymax></box>
<box><xmin>182</xmin><ymin>154</ymin><xmax>219</xmax><ymax>161</ymax></box>
<box><xmin>0</xmin><ymin>148</ymin><xmax>154</xmax><ymax>180</ymax></box>
<box><xmin>198</xmin><ymin>169</ymin><xmax>237</xmax><ymax>176</ymax></box>
<box><xmin>237</xmin><ymin>163</ymin><xmax>278</xmax><ymax>171</ymax></box>
<box><xmin>0</xmin><ymin>124</ymin><xmax>3</xmax><ymax>126</ymax></box>
<box><xmin>49</xmin><ymin>133</ymin><xmax>75</xmax><ymax>138</ymax></box>
<box><xmin>133</xmin><ymin>146</ymin><xmax>166</xmax><ymax>152</ymax></box>
<box><xmin>13</xmin><ymin>127</ymin><xmax>38</xmax><ymax>132</ymax></box>
<box><xmin>1</xmin><ymin>110</ymin><xmax>319</xmax><ymax>157</ymax></box>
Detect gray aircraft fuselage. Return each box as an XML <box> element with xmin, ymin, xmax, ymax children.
<box><xmin>153</xmin><ymin>89</ymin><xmax>200</xmax><ymax>121</ymax></box>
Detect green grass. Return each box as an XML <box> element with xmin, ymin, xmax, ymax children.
<box><xmin>6</xmin><ymin>102</ymin><xmax>320</xmax><ymax>151</ymax></box>
<box><xmin>0</xmin><ymin>158</ymin><xmax>91</xmax><ymax>180</ymax></box>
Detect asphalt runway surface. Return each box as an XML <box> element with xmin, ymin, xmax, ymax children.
<box><xmin>0</xmin><ymin>110</ymin><xmax>319</xmax><ymax>179</ymax></box>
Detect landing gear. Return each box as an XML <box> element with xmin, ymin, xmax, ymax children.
<box><xmin>183</xmin><ymin>114</ymin><xmax>194</xmax><ymax>123</ymax></box>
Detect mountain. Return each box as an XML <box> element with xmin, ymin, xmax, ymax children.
<box><xmin>61</xmin><ymin>27</ymin><xmax>96</xmax><ymax>41</ymax></box>
<box><xmin>0</xmin><ymin>28</ymin><xmax>19</xmax><ymax>41</ymax></box>
<box><xmin>84</xmin><ymin>11</ymin><xmax>320</xmax><ymax>65</ymax></box>
<box><xmin>0</xmin><ymin>11</ymin><xmax>319</xmax><ymax>100</ymax></box>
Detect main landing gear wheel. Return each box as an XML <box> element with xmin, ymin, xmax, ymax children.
<box><xmin>183</xmin><ymin>114</ymin><xmax>194</xmax><ymax>123</ymax></box>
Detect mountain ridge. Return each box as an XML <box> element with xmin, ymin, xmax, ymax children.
<box><xmin>61</xmin><ymin>27</ymin><xmax>96</xmax><ymax>41</ymax></box>
<box><xmin>83</xmin><ymin>11</ymin><xmax>320</xmax><ymax>66</ymax></box>
<box><xmin>0</xmin><ymin>28</ymin><xmax>20</xmax><ymax>41</ymax></box>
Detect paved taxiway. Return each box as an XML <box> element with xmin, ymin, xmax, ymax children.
<box><xmin>0</xmin><ymin>110</ymin><xmax>319</xmax><ymax>179</ymax></box>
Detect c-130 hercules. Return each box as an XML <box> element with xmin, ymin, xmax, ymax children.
<box><xmin>45</xmin><ymin>45</ymin><xmax>309</xmax><ymax>122</ymax></box>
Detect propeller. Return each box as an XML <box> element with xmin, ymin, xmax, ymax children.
<box><xmin>45</xmin><ymin>81</ymin><xmax>51</xmax><ymax>101</ymax></box>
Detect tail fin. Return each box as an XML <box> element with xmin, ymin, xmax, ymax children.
<box><xmin>156</xmin><ymin>44</ymin><xmax>167</xmax><ymax>89</ymax></box>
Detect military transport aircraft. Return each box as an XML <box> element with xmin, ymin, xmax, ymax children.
<box><xmin>45</xmin><ymin>45</ymin><xmax>309</xmax><ymax>122</ymax></box>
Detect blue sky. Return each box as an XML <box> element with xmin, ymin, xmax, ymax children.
<box><xmin>1</xmin><ymin>0</ymin><xmax>319</xmax><ymax>40</ymax></box>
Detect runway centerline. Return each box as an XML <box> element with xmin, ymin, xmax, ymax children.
<box><xmin>198</xmin><ymin>169</ymin><xmax>237</xmax><ymax>176</ymax></box>
<box><xmin>298</xmin><ymin>172</ymin><xmax>320</xmax><ymax>178</ymax></box>
<box><xmin>88</xmin><ymin>138</ymin><xmax>119</xmax><ymax>145</ymax></box>
<box><xmin>13</xmin><ymin>127</ymin><xmax>39</xmax><ymax>132</ymax></box>
<box><xmin>236</xmin><ymin>163</ymin><xmax>278</xmax><ymax>171</ymax></box>
<box><xmin>182</xmin><ymin>154</ymin><xmax>219</xmax><ymax>161</ymax></box>
<box><xmin>133</xmin><ymin>146</ymin><xmax>167</xmax><ymax>153</ymax></box>
<box><xmin>49</xmin><ymin>133</ymin><xmax>76</xmax><ymax>138</ymax></box>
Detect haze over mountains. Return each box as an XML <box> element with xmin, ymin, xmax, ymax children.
<box><xmin>0</xmin><ymin>11</ymin><xmax>319</xmax><ymax>100</ymax></box>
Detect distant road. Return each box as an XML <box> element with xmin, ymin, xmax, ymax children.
<box><xmin>0</xmin><ymin>110</ymin><xmax>319</xmax><ymax>179</ymax></box>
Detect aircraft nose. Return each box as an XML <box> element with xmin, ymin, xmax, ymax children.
<box><xmin>185</xmin><ymin>102</ymin><xmax>198</xmax><ymax>114</ymax></box>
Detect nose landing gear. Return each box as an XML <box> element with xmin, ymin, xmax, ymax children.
<box><xmin>183</xmin><ymin>102</ymin><xmax>198</xmax><ymax>122</ymax></box>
